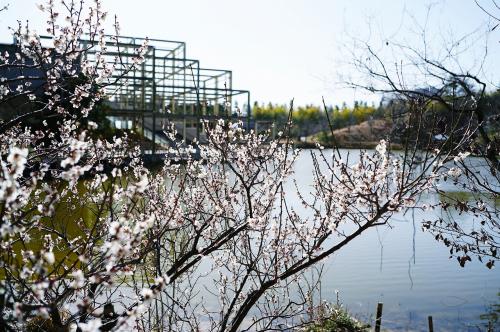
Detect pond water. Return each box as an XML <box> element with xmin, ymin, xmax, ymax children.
<box><xmin>288</xmin><ymin>149</ymin><xmax>500</xmax><ymax>331</ymax></box>
<box><xmin>47</xmin><ymin>148</ymin><xmax>498</xmax><ymax>331</ymax></box>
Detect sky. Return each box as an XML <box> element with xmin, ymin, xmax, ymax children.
<box><xmin>1</xmin><ymin>0</ymin><xmax>498</xmax><ymax>107</ymax></box>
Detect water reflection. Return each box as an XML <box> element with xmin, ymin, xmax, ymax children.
<box><xmin>479</xmin><ymin>292</ymin><xmax>500</xmax><ymax>331</ymax></box>
<box><xmin>287</xmin><ymin>149</ymin><xmax>500</xmax><ymax>331</ymax></box>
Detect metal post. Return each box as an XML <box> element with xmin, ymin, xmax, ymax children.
<box><xmin>375</xmin><ymin>302</ymin><xmax>383</xmax><ymax>332</ymax></box>
<box><xmin>202</xmin><ymin>81</ymin><xmax>207</xmax><ymax>115</ymax></box>
<box><xmin>132</xmin><ymin>43</ymin><xmax>138</xmax><ymax>135</ymax></box>
<box><xmin>163</xmin><ymin>56</ymin><xmax>167</xmax><ymax>113</ymax></box>
<box><xmin>196</xmin><ymin>61</ymin><xmax>200</xmax><ymax>142</ymax></box>
<box><xmin>152</xmin><ymin>47</ymin><xmax>156</xmax><ymax>154</ymax></box>
<box><xmin>428</xmin><ymin>316</ymin><xmax>434</xmax><ymax>332</ymax></box>
<box><xmin>247</xmin><ymin>92</ymin><xmax>251</xmax><ymax>131</ymax></box>
<box><xmin>215</xmin><ymin>76</ymin><xmax>219</xmax><ymax>116</ymax></box>
<box><xmin>228</xmin><ymin>71</ymin><xmax>233</xmax><ymax>117</ymax></box>
<box><xmin>141</xmin><ymin>58</ymin><xmax>146</xmax><ymax>153</ymax></box>
<box><xmin>183</xmin><ymin>59</ymin><xmax>187</xmax><ymax>119</ymax></box>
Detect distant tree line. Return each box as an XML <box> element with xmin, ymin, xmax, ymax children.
<box><xmin>252</xmin><ymin>101</ymin><xmax>382</xmax><ymax>138</ymax></box>
<box><xmin>252</xmin><ymin>89</ymin><xmax>500</xmax><ymax>142</ymax></box>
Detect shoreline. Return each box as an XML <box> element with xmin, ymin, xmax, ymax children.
<box><xmin>292</xmin><ymin>141</ymin><xmax>404</xmax><ymax>150</ymax></box>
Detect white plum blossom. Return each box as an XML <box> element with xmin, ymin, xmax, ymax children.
<box><xmin>60</xmin><ymin>134</ymin><xmax>89</xmax><ymax>168</ymax></box>
<box><xmin>71</xmin><ymin>269</ymin><xmax>85</xmax><ymax>289</ymax></box>
<box><xmin>78</xmin><ymin>319</ymin><xmax>102</xmax><ymax>332</ymax></box>
<box><xmin>6</xmin><ymin>147</ymin><xmax>28</xmax><ymax>177</ymax></box>
<box><xmin>42</xmin><ymin>251</ymin><xmax>55</xmax><ymax>265</ymax></box>
<box><xmin>134</xmin><ymin>172</ymin><xmax>149</xmax><ymax>193</ymax></box>
<box><xmin>454</xmin><ymin>151</ymin><xmax>471</xmax><ymax>162</ymax></box>
<box><xmin>448</xmin><ymin>167</ymin><xmax>462</xmax><ymax>178</ymax></box>
<box><xmin>141</xmin><ymin>288</ymin><xmax>154</xmax><ymax>303</ymax></box>
<box><xmin>0</xmin><ymin>147</ymin><xmax>29</xmax><ymax>205</ymax></box>
<box><xmin>375</xmin><ymin>139</ymin><xmax>387</xmax><ymax>155</ymax></box>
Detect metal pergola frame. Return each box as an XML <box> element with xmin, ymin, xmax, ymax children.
<box><xmin>39</xmin><ymin>35</ymin><xmax>251</xmax><ymax>153</ymax></box>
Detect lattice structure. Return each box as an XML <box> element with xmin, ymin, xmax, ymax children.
<box><xmin>34</xmin><ymin>35</ymin><xmax>251</xmax><ymax>153</ymax></box>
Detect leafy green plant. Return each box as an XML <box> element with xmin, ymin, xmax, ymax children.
<box><xmin>305</xmin><ymin>305</ymin><xmax>370</xmax><ymax>332</ymax></box>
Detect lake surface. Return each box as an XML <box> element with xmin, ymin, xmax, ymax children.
<box><xmin>288</xmin><ymin>149</ymin><xmax>500</xmax><ymax>331</ymax></box>
<box><xmin>71</xmin><ymin>148</ymin><xmax>499</xmax><ymax>331</ymax></box>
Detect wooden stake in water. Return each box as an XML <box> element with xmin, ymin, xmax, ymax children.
<box><xmin>428</xmin><ymin>316</ymin><xmax>434</xmax><ymax>332</ymax></box>
<box><xmin>375</xmin><ymin>302</ymin><xmax>383</xmax><ymax>332</ymax></box>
